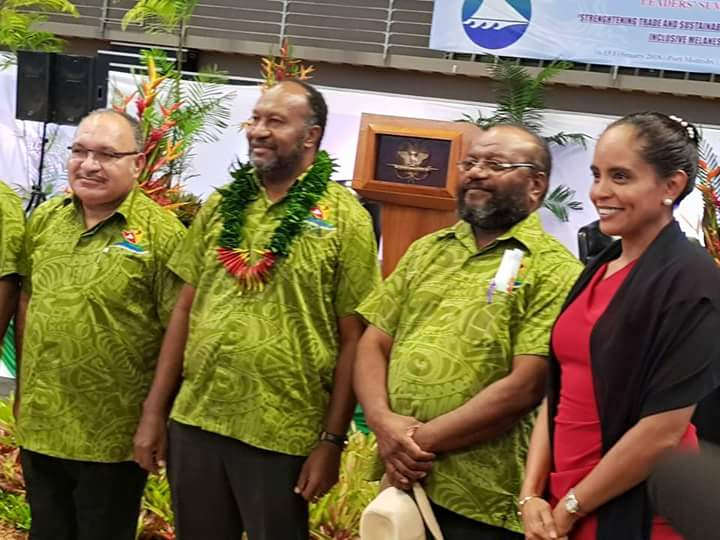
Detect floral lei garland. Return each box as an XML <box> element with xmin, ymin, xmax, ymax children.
<box><xmin>216</xmin><ymin>150</ymin><xmax>335</xmax><ymax>291</ymax></box>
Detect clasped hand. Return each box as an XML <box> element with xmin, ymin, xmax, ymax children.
<box><xmin>373</xmin><ymin>412</ymin><xmax>435</xmax><ymax>490</ymax></box>
<box><xmin>521</xmin><ymin>497</ymin><xmax>578</xmax><ymax>540</ymax></box>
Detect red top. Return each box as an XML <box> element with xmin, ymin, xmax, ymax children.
<box><xmin>550</xmin><ymin>261</ymin><xmax>695</xmax><ymax>540</ymax></box>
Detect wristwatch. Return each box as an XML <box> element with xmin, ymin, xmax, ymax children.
<box><xmin>564</xmin><ymin>488</ymin><xmax>583</xmax><ymax>516</ymax></box>
<box><xmin>319</xmin><ymin>430</ymin><xmax>347</xmax><ymax>449</ymax></box>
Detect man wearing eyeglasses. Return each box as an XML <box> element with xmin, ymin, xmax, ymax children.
<box><xmin>355</xmin><ymin>125</ymin><xmax>582</xmax><ymax>539</ymax></box>
<box><xmin>14</xmin><ymin>109</ymin><xmax>185</xmax><ymax>540</ymax></box>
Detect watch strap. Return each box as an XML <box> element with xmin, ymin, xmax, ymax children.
<box><xmin>319</xmin><ymin>430</ymin><xmax>347</xmax><ymax>449</ymax></box>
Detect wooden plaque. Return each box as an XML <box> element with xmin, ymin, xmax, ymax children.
<box><xmin>352</xmin><ymin>114</ymin><xmax>480</xmax><ymax>276</ymax></box>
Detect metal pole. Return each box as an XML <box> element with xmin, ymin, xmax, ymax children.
<box><xmin>383</xmin><ymin>0</ymin><xmax>394</xmax><ymax>61</ymax></box>
<box><xmin>26</xmin><ymin>121</ymin><xmax>49</xmax><ymax>214</ymax></box>
<box><xmin>100</xmin><ymin>0</ymin><xmax>109</xmax><ymax>33</ymax></box>
<box><xmin>279</xmin><ymin>0</ymin><xmax>289</xmax><ymax>47</ymax></box>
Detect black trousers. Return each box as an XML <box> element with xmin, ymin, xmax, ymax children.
<box><xmin>431</xmin><ymin>502</ymin><xmax>524</xmax><ymax>540</ymax></box>
<box><xmin>167</xmin><ymin>420</ymin><xmax>309</xmax><ymax>540</ymax></box>
<box><xmin>20</xmin><ymin>449</ymin><xmax>148</xmax><ymax>540</ymax></box>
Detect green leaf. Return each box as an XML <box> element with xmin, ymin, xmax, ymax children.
<box><xmin>542</xmin><ymin>184</ymin><xmax>583</xmax><ymax>222</ymax></box>
<box><xmin>121</xmin><ymin>0</ymin><xmax>198</xmax><ymax>34</ymax></box>
<box><xmin>544</xmin><ymin>132</ymin><xmax>590</xmax><ymax>149</ymax></box>
<box><xmin>0</xmin><ymin>0</ymin><xmax>78</xmax><ymax>57</ymax></box>
<box><xmin>456</xmin><ymin>59</ymin><xmax>591</xmax><ymax>162</ymax></box>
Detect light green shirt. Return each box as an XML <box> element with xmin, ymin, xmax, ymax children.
<box><xmin>169</xmin><ymin>178</ymin><xmax>380</xmax><ymax>456</ymax></box>
<box><xmin>17</xmin><ymin>188</ymin><xmax>185</xmax><ymax>462</ymax></box>
<box><xmin>0</xmin><ymin>181</ymin><xmax>24</xmax><ymax>278</ymax></box>
<box><xmin>357</xmin><ymin>213</ymin><xmax>582</xmax><ymax>532</ymax></box>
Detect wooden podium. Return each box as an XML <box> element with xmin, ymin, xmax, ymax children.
<box><xmin>352</xmin><ymin>114</ymin><xmax>479</xmax><ymax>277</ymax></box>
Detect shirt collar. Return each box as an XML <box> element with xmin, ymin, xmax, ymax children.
<box><xmin>63</xmin><ymin>186</ymin><xmax>138</xmax><ymax>224</ymax></box>
<box><xmin>438</xmin><ymin>212</ymin><xmax>545</xmax><ymax>254</ymax></box>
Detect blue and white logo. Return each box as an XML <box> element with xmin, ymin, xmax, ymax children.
<box><xmin>462</xmin><ymin>0</ymin><xmax>531</xmax><ymax>50</ymax></box>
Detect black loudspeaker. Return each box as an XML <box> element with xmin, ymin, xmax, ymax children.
<box><xmin>16</xmin><ymin>52</ymin><xmax>110</xmax><ymax>126</ymax></box>
<box><xmin>51</xmin><ymin>55</ymin><xmax>95</xmax><ymax>125</ymax></box>
<box><xmin>15</xmin><ymin>51</ymin><xmax>53</xmax><ymax>122</ymax></box>
<box><xmin>93</xmin><ymin>54</ymin><xmax>110</xmax><ymax>110</ymax></box>
<box><xmin>577</xmin><ymin>220</ymin><xmax>614</xmax><ymax>265</ymax></box>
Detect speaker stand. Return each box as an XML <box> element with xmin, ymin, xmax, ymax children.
<box><xmin>26</xmin><ymin>121</ymin><xmax>49</xmax><ymax>213</ymax></box>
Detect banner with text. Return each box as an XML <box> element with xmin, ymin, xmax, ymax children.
<box><xmin>431</xmin><ymin>1</ymin><xmax>720</xmax><ymax>73</ymax></box>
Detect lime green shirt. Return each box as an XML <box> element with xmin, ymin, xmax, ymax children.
<box><xmin>169</xmin><ymin>179</ymin><xmax>380</xmax><ymax>456</ymax></box>
<box><xmin>0</xmin><ymin>181</ymin><xmax>24</xmax><ymax>278</ymax></box>
<box><xmin>357</xmin><ymin>213</ymin><xmax>581</xmax><ymax>532</ymax></box>
<box><xmin>17</xmin><ymin>188</ymin><xmax>185</xmax><ymax>462</ymax></box>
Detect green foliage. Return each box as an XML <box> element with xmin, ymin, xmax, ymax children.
<box><xmin>309</xmin><ymin>431</ymin><xmax>380</xmax><ymax>540</ymax></box>
<box><xmin>0</xmin><ymin>0</ymin><xmax>78</xmax><ymax>65</ymax></box>
<box><xmin>461</xmin><ymin>60</ymin><xmax>576</xmax><ymax>135</ymax></box>
<box><xmin>133</xmin><ymin>48</ymin><xmax>234</xmax><ymax>184</ymax></box>
<box><xmin>0</xmin><ymin>396</ymin><xmax>17</xmax><ymax>449</ymax></box>
<box><xmin>459</xmin><ymin>59</ymin><xmax>591</xmax><ymax>148</ymax></box>
<box><xmin>137</xmin><ymin>472</ymin><xmax>175</xmax><ymax>539</ymax></box>
<box><xmin>171</xmin><ymin>191</ymin><xmax>202</xmax><ymax>228</ymax></box>
<box><xmin>0</xmin><ymin>491</ymin><xmax>30</xmax><ymax>532</ymax></box>
<box><xmin>172</xmin><ymin>66</ymin><xmax>234</xmax><ymax>180</ymax></box>
<box><xmin>142</xmin><ymin>472</ymin><xmax>173</xmax><ymax>525</ymax></box>
<box><xmin>544</xmin><ymin>131</ymin><xmax>588</xmax><ymax>150</ymax></box>
<box><xmin>476</xmin><ymin>61</ymin><xmax>571</xmax><ymax>131</ymax></box>
<box><xmin>543</xmin><ymin>185</ymin><xmax>584</xmax><ymax>223</ymax></box>
<box><xmin>697</xmin><ymin>137</ymin><xmax>720</xmax><ymax>264</ymax></box>
<box><xmin>121</xmin><ymin>0</ymin><xmax>198</xmax><ymax>35</ymax></box>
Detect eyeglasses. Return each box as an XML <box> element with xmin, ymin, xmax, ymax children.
<box><xmin>67</xmin><ymin>146</ymin><xmax>140</xmax><ymax>164</ymax></box>
<box><xmin>456</xmin><ymin>159</ymin><xmax>539</xmax><ymax>174</ymax></box>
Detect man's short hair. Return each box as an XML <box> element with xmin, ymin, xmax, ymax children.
<box><xmin>489</xmin><ymin>123</ymin><xmax>552</xmax><ymax>176</ymax></box>
<box><xmin>487</xmin><ymin>123</ymin><xmax>552</xmax><ymax>202</ymax></box>
<box><xmin>283</xmin><ymin>80</ymin><xmax>328</xmax><ymax>149</ymax></box>
<box><xmin>79</xmin><ymin>108</ymin><xmax>144</xmax><ymax>151</ymax></box>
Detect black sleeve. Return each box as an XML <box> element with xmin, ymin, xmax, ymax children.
<box><xmin>640</xmin><ymin>299</ymin><xmax>720</xmax><ymax>418</ymax></box>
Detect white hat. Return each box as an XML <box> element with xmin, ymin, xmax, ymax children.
<box><xmin>360</xmin><ymin>481</ymin><xmax>444</xmax><ymax>540</ymax></box>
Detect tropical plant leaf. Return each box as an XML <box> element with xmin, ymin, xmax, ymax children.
<box><xmin>544</xmin><ymin>132</ymin><xmax>590</xmax><ymax>149</ymax></box>
<box><xmin>542</xmin><ymin>185</ymin><xmax>583</xmax><ymax>223</ymax></box>
<box><xmin>3</xmin><ymin>0</ymin><xmax>76</xmax><ymax>12</ymax></box>
<box><xmin>121</xmin><ymin>0</ymin><xmax>198</xmax><ymax>34</ymax></box>
<box><xmin>458</xmin><ymin>59</ymin><xmax>588</xmax><ymax>145</ymax></box>
<box><xmin>0</xmin><ymin>0</ymin><xmax>78</xmax><ymax>56</ymax></box>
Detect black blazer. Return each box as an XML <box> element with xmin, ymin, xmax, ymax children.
<box><xmin>547</xmin><ymin>220</ymin><xmax>720</xmax><ymax>540</ymax></box>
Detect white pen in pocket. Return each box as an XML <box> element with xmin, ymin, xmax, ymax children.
<box><xmin>487</xmin><ymin>248</ymin><xmax>525</xmax><ymax>303</ymax></box>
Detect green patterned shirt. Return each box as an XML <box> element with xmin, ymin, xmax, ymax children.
<box><xmin>17</xmin><ymin>188</ymin><xmax>185</xmax><ymax>462</ymax></box>
<box><xmin>0</xmin><ymin>181</ymin><xmax>24</xmax><ymax>278</ymax></box>
<box><xmin>357</xmin><ymin>213</ymin><xmax>581</xmax><ymax>532</ymax></box>
<box><xmin>169</xmin><ymin>178</ymin><xmax>380</xmax><ymax>457</ymax></box>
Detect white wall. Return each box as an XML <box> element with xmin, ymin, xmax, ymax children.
<box><xmin>2</xmin><ymin>67</ymin><xmax>716</xmax><ymax>255</ymax></box>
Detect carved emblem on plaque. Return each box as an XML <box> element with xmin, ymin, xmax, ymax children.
<box><xmin>387</xmin><ymin>143</ymin><xmax>439</xmax><ymax>183</ymax></box>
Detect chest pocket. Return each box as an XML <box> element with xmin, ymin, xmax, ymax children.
<box><xmin>276</xmin><ymin>221</ymin><xmax>339</xmax><ymax>289</ymax></box>
<box><xmin>92</xmin><ymin>245</ymin><xmax>153</xmax><ymax>305</ymax></box>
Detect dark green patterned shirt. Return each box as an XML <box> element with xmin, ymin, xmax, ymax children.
<box><xmin>0</xmin><ymin>181</ymin><xmax>24</xmax><ymax>278</ymax></box>
<box><xmin>168</xmin><ymin>178</ymin><xmax>380</xmax><ymax>456</ymax></box>
<box><xmin>357</xmin><ymin>213</ymin><xmax>581</xmax><ymax>532</ymax></box>
<box><xmin>17</xmin><ymin>188</ymin><xmax>185</xmax><ymax>462</ymax></box>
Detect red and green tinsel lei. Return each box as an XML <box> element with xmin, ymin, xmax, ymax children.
<box><xmin>216</xmin><ymin>150</ymin><xmax>335</xmax><ymax>290</ymax></box>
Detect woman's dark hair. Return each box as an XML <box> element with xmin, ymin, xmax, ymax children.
<box><xmin>606</xmin><ymin>112</ymin><xmax>699</xmax><ymax>204</ymax></box>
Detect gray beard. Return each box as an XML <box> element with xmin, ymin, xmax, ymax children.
<box><xmin>250</xmin><ymin>142</ymin><xmax>304</xmax><ymax>179</ymax></box>
<box><xmin>457</xmin><ymin>187</ymin><xmax>531</xmax><ymax>230</ymax></box>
